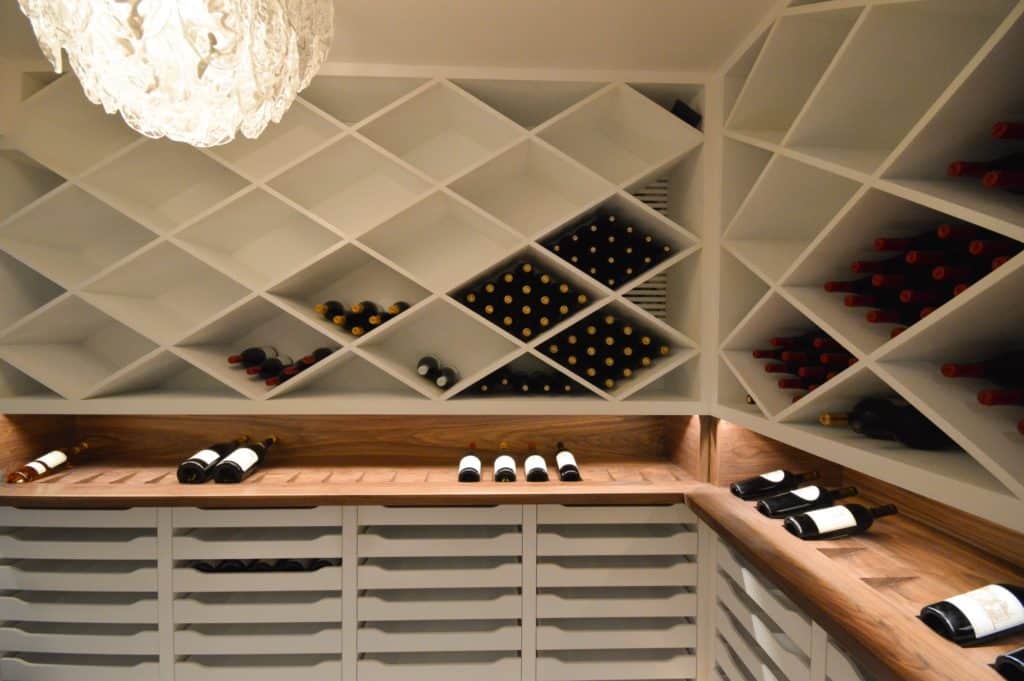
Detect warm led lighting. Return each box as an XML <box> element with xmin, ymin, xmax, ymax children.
<box><xmin>18</xmin><ymin>1</ymin><xmax>334</xmax><ymax>147</ymax></box>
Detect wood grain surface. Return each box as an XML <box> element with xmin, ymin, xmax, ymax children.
<box><xmin>711</xmin><ymin>417</ymin><xmax>843</xmax><ymax>487</ymax></box>
<box><xmin>690</xmin><ymin>485</ymin><xmax>1024</xmax><ymax>681</ymax></box>
<box><xmin>0</xmin><ymin>415</ymin><xmax>75</xmax><ymax>472</ymax></box>
<box><xmin>665</xmin><ymin>414</ymin><xmax>704</xmax><ymax>480</ymax></box>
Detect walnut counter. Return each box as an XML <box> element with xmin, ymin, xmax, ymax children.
<box><xmin>688</xmin><ymin>485</ymin><xmax>1024</xmax><ymax>681</ymax></box>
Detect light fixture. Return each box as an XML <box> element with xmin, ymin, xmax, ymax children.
<box><xmin>18</xmin><ymin>1</ymin><xmax>334</xmax><ymax>148</ymax></box>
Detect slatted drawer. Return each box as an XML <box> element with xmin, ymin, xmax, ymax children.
<box><xmin>0</xmin><ymin>593</ymin><xmax>157</xmax><ymax>623</ymax></box>
<box><xmin>1</xmin><ymin>655</ymin><xmax>158</xmax><ymax>681</ymax></box>
<box><xmin>0</xmin><ymin>508</ymin><xmax>157</xmax><ymax>528</ymax></box>
<box><xmin>538</xmin><ymin>523</ymin><xmax>698</xmax><ymax>556</ymax></box>
<box><xmin>359</xmin><ymin>621</ymin><xmax>522</xmax><ymax>653</ymax></box>
<box><xmin>538</xmin><ymin>556</ymin><xmax>697</xmax><ymax>587</ymax></box>
<box><xmin>359</xmin><ymin>557</ymin><xmax>521</xmax><ymax>589</ymax></box>
<box><xmin>173</xmin><ymin>564</ymin><xmax>343</xmax><ymax>592</ymax></box>
<box><xmin>0</xmin><ymin>625</ymin><xmax>157</xmax><ymax>656</ymax></box>
<box><xmin>175</xmin><ymin>655</ymin><xmax>341</xmax><ymax>681</ymax></box>
<box><xmin>718</xmin><ymin>573</ymin><xmax>810</xmax><ymax>681</ymax></box>
<box><xmin>358</xmin><ymin>652</ymin><xmax>521</xmax><ymax>681</ymax></box>
<box><xmin>537</xmin><ymin>618</ymin><xmax>696</xmax><ymax>650</ymax></box>
<box><xmin>359</xmin><ymin>588</ymin><xmax>521</xmax><ymax>620</ymax></box>
<box><xmin>716</xmin><ymin>634</ymin><xmax>767</xmax><ymax>681</ymax></box>
<box><xmin>175</xmin><ymin>623</ymin><xmax>342</xmax><ymax>655</ymax></box>
<box><xmin>358</xmin><ymin>525</ymin><xmax>522</xmax><ymax>557</ymax></box>
<box><xmin>174</xmin><ymin>592</ymin><xmax>341</xmax><ymax>623</ymax></box>
<box><xmin>172</xmin><ymin>507</ymin><xmax>342</xmax><ymax>528</ymax></box>
<box><xmin>360</xmin><ymin>506</ymin><xmax>522</xmax><ymax>525</ymax></box>
<box><xmin>537</xmin><ymin>586</ymin><xmax>696</xmax><ymax>618</ymax></box>
<box><xmin>173</xmin><ymin>527</ymin><xmax>343</xmax><ymax>559</ymax></box>
<box><xmin>537</xmin><ymin>504</ymin><xmax>695</xmax><ymax>524</ymax></box>
<box><xmin>0</xmin><ymin>561</ymin><xmax>156</xmax><ymax>591</ymax></box>
<box><xmin>537</xmin><ymin>649</ymin><xmax>697</xmax><ymax>680</ymax></box>
<box><xmin>0</xmin><ymin>528</ymin><xmax>156</xmax><ymax>560</ymax></box>
<box><xmin>717</xmin><ymin>605</ymin><xmax>787</xmax><ymax>681</ymax></box>
<box><xmin>827</xmin><ymin>642</ymin><xmax>877</xmax><ymax>681</ymax></box>
<box><xmin>717</xmin><ymin>543</ymin><xmax>811</xmax><ymax>655</ymax></box>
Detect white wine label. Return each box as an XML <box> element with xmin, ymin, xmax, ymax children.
<box><xmin>760</xmin><ymin>470</ymin><xmax>785</xmax><ymax>483</ymax></box>
<box><xmin>459</xmin><ymin>455</ymin><xmax>481</xmax><ymax>472</ymax></box>
<box><xmin>525</xmin><ymin>454</ymin><xmax>547</xmax><ymax>472</ymax></box>
<box><xmin>189</xmin><ymin>450</ymin><xmax>221</xmax><ymax>466</ymax></box>
<box><xmin>805</xmin><ymin>506</ymin><xmax>856</xmax><ymax>533</ymax></box>
<box><xmin>494</xmin><ymin>455</ymin><xmax>516</xmax><ymax>473</ymax></box>
<box><xmin>946</xmin><ymin>585</ymin><xmax>1024</xmax><ymax>639</ymax></box>
<box><xmin>36</xmin><ymin>450</ymin><xmax>68</xmax><ymax>468</ymax></box>
<box><xmin>792</xmin><ymin>486</ymin><xmax>822</xmax><ymax>502</ymax></box>
<box><xmin>26</xmin><ymin>461</ymin><xmax>47</xmax><ymax>475</ymax></box>
<box><xmin>224</xmin><ymin>448</ymin><xmax>259</xmax><ymax>472</ymax></box>
<box><xmin>556</xmin><ymin>451</ymin><xmax>577</xmax><ymax>469</ymax></box>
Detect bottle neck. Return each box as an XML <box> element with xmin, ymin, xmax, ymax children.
<box><xmin>871</xmin><ymin>504</ymin><xmax>898</xmax><ymax>519</ymax></box>
<box><xmin>832</xmin><ymin>486</ymin><xmax>858</xmax><ymax>500</ymax></box>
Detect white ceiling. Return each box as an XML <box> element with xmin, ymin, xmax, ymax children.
<box><xmin>2</xmin><ymin>1</ymin><xmax>776</xmax><ymax>72</ymax></box>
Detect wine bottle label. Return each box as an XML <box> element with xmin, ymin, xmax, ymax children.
<box><xmin>760</xmin><ymin>469</ymin><xmax>785</xmax><ymax>483</ymax></box>
<box><xmin>791</xmin><ymin>486</ymin><xmax>822</xmax><ymax>502</ymax></box>
<box><xmin>556</xmin><ymin>451</ymin><xmax>577</xmax><ymax>469</ymax></box>
<box><xmin>223</xmin><ymin>447</ymin><xmax>259</xmax><ymax>472</ymax></box>
<box><xmin>25</xmin><ymin>461</ymin><xmax>47</xmax><ymax>475</ymax></box>
<box><xmin>804</xmin><ymin>506</ymin><xmax>856</xmax><ymax>533</ymax></box>
<box><xmin>459</xmin><ymin>455</ymin><xmax>481</xmax><ymax>472</ymax></box>
<box><xmin>945</xmin><ymin>585</ymin><xmax>1024</xmax><ymax>638</ymax></box>
<box><xmin>189</xmin><ymin>450</ymin><xmax>221</xmax><ymax>466</ymax></box>
<box><xmin>494</xmin><ymin>455</ymin><xmax>516</xmax><ymax>473</ymax></box>
<box><xmin>525</xmin><ymin>454</ymin><xmax>547</xmax><ymax>472</ymax></box>
<box><xmin>37</xmin><ymin>450</ymin><xmax>68</xmax><ymax>468</ymax></box>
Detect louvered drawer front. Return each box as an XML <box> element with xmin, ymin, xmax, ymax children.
<box><xmin>827</xmin><ymin>641</ymin><xmax>880</xmax><ymax>681</ymax></box>
<box><xmin>0</xmin><ymin>509</ymin><xmax>159</xmax><ymax>678</ymax></box>
<box><xmin>537</xmin><ymin>504</ymin><xmax>697</xmax><ymax>681</ymax></box>
<box><xmin>357</xmin><ymin>506</ymin><xmax>524</xmax><ymax>667</ymax></box>
<box><xmin>716</xmin><ymin>604</ymin><xmax>788</xmax><ymax>681</ymax></box>
<box><xmin>716</xmin><ymin>632</ymin><xmax>778</xmax><ymax>681</ymax></box>
<box><xmin>172</xmin><ymin>507</ymin><xmax>344</xmax><ymax>677</ymax></box>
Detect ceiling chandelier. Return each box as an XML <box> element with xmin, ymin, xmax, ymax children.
<box><xmin>18</xmin><ymin>1</ymin><xmax>334</xmax><ymax>148</ymax></box>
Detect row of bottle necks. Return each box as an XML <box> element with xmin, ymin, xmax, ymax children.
<box><xmin>730</xmin><ymin>466</ymin><xmax>1024</xmax><ymax>664</ymax></box>
<box><xmin>946</xmin><ymin>120</ymin><xmax>1024</xmax><ymax>194</ymax></box>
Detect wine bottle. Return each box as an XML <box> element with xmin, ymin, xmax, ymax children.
<box><xmin>494</xmin><ymin>442</ymin><xmax>516</xmax><ymax>482</ymax></box>
<box><xmin>783</xmin><ymin>503</ymin><xmax>897</xmax><ymax>540</ymax></box>
<box><xmin>313</xmin><ymin>300</ymin><xmax>345</xmax><ymax>321</ymax></box>
<box><xmin>904</xmin><ymin>249</ymin><xmax>970</xmax><ymax>267</ymax></box>
<box><xmin>275</xmin><ymin>558</ymin><xmax>314</xmax><ymax>572</ymax></box>
<box><xmin>729</xmin><ymin>469</ymin><xmax>821</xmax><ymax>500</ymax></box>
<box><xmin>920</xmin><ymin>584</ymin><xmax>1024</xmax><ymax>644</ymax></box>
<box><xmin>350</xmin><ymin>301</ymin><xmax>380</xmax><ymax>317</ymax></box>
<box><xmin>994</xmin><ymin>647</ymin><xmax>1024</xmax><ymax>680</ymax></box>
<box><xmin>435</xmin><ymin>367</ymin><xmax>460</xmax><ymax>390</ymax></box>
<box><xmin>769</xmin><ymin>333</ymin><xmax>818</xmax><ymax>348</ymax></box>
<box><xmin>416</xmin><ymin>356</ymin><xmax>441</xmax><ymax>381</ymax></box>
<box><xmin>213</xmin><ymin>436</ymin><xmax>278</xmax><ymax>483</ymax></box>
<box><xmin>555</xmin><ymin>442</ymin><xmax>581</xmax><ymax>482</ymax></box>
<box><xmin>932</xmin><ymin>263</ymin><xmax>988</xmax><ymax>284</ymax></box>
<box><xmin>249</xmin><ymin>558</ymin><xmax>276</xmax><ymax>572</ymax></box>
<box><xmin>228</xmin><ymin>346</ymin><xmax>277</xmax><ymax>367</ymax></box>
<box><xmin>177</xmin><ymin>436</ymin><xmax>250</xmax><ymax>484</ymax></box>
<box><xmin>755</xmin><ymin>485</ymin><xmax>858</xmax><ymax>518</ymax></box>
<box><xmin>969</xmin><ymin>239</ymin><xmax>1022</xmax><ymax>258</ymax></box>
<box><xmin>865</xmin><ymin>308</ymin><xmax>924</xmax><ymax>325</ymax></box>
<box><xmin>247</xmin><ymin>356</ymin><xmax>294</xmax><ymax>380</ymax></box>
<box><xmin>873</xmin><ymin>232</ymin><xmax>946</xmax><ymax>252</ymax></box>
<box><xmin>824</xmin><ymin>277</ymin><xmax>875</xmax><ymax>294</ymax></box>
<box><xmin>388</xmin><ymin>301</ymin><xmax>411</xmax><ymax>315</ymax></box>
<box><xmin>899</xmin><ymin>287</ymin><xmax>954</xmax><ymax>306</ymax></box>
<box><xmin>819</xmin><ymin>397</ymin><xmax>954</xmax><ymax>450</ymax></box>
<box><xmin>948</xmin><ymin>153</ymin><xmax>1024</xmax><ymax>177</ymax></box>
<box><xmin>942</xmin><ymin>352</ymin><xmax>1024</xmax><ymax>385</ymax></box>
<box><xmin>525</xmin><ymin>446</ymin><xmax>549</xmax><ymax>482</ymax></box>
<box><xmin>993</xmin><ymin>121</ymin><xmax>1024</xmax><ymax>139</ymax></box>
<box><xmin>458</xmin><ymin>443</ymin><xmax>481</xmax><ymax>483</ymax></box>
<box><xmin>6</xmin><ymin>441</ymin><xmax>89</xmax><ymax>484</ymax></box>
<box><xmin>670</xmin><ymin>98</ymin><xmax>703</xmax><ymax>128</ymax></box>
<box><xmin>851</xmin><ymin>257</ymin><xmax>906</xmax><ymax>274</ymax></box>
<box><xmin>978</xmin><ymin>389</ymin><xmax>1023</xmax><ymax>406</ymax></box>
<box><xmin>986</xmin><ymin>170</ymin><xmax>1024</xmax><ymax>193</ymax></box>
<box><xmin>216</xmin><ymin>559</ymin><xmax>251</xmax><ymax>572</ymax></box>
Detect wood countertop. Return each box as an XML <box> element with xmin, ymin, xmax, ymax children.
<box><xmin>0</xmin><ymin>459</ymin><xmax>699</xmax><ymax>508</ymax></box>
<box><xmin>688</xmin><ymin>485</ymin><xmax>1024</xmax><ymax>681</ymax></box>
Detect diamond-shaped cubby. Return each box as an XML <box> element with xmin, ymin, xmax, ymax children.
<box><xmin>208</xmin><ymin>102</ymin><xmax>342</xmax><ymax>181</ymax></box>
<box><xmin>721</xmin><ymin>293</ymin><xmax>857</xmax><ymax>419</ymax></box>
<box><xmin>174</xmin><ymin>297</ymin><xmax>340</xmax><ymax>400</ymax></box>
<box><xmin>0</xmin><ymin>185</ymin><xmax>156</xmax><ymax>289</ymax></box>
<box><xmin>81</xmin><ymin>243</ymin><xmax>250</xmax><ymax>345</ymax></box>
<box><xmin>360</xmin><ymin>191</ymin><xmax>522</xmax><ymax>292</ymax></box>
<box><xmin>538</xmin><ymin>84</ymin><xmax>703</xmax><ymax>186</ymax></box>
<box><xmin>622</xmin><ymin>250</ymin><xmax>702</xmax><ymax>347</ymax></box>
<box><xmin>360</xmin><ymin>81</ymin><xmax>523</xmax><ymax>181</ymax></box>
<box><xmin>267</xmin><ymin>244</ymin><xmax>431</xmax><ymax>343</ymax></box>
<box><xmin>0</xmin><ymin>149</ymin><xmax>64</xmax><ymax>219</ymax></box>
<box><xmin>269</xmin><ymin>136</ymin><xmax>432</xmax><ymax>238</ymax></box>
<box><xmin>538</xmin><ymin>300</ymin><xmax>689</xmax><ymax>398</ymax></box>
<box><xmin>0</xmin><ymin>360</ymin><xmax>59</xmax><ymax>401</ymax></box>
<box><xmin>85</xmin><ymin>350</ymin><xmax>243</xmax><ymax>403</ymax></box>
<box><xmin>539</xmin><ymin>192</ymin><xmax>697</xmax><ymax>292</ymax></box>
<box><xmin>723</xmin><ymin>154</ymin><xmax>860</xmax><ymax>285</ymax></box>
<box><xmin>450</xmin><ymin>139</ymin><xmax>610</xmax><ymax>239</ymax></box>
<box><xmin>783</xmin><ymin>189</ymin><xmax>1019</xmax><ymax>356</ymax></box>
<box><xmin>453</xmin><ymin>351</ymin><xmax>596</xmax><ymax>400</ymax></box>
<box><xmin>175</xmin><ymin>188</ymin><xmax>342</xmax><ymax>290</ymax></box>
<box><xmin>79</xmin><ymin>139</ymin><xmax>249</xmax><ymax>233</ymax></box>
<box><xmin>622</xmin><ymin>352</ymin><xmax>700</xmax><ymax>403</ymax></box>
<box><xmin>0</xmin><ymin>250</ymin><xmax>64</xmax><ymax>332</ymax></box>
<box><xmin>451</xmin><ymin>79</ymin><xmax>604</xmax><ymax>130</ymax></box>
<box><xmin>7</xmin><ymin>75</ymin><xmax>138</xmax><ymax>177</ymax></box>
<box><xmin>269</xmin><ymin>351</ymin><xmax>427</xmax><ymax>403</ymax></box>
<box><xmin>359</xmin><ymin>298</ymin><xmax>520</xmax><ymax>397</ymax></box>
<box><xmin>301</xmin><ymin>76</ymin><xmax>428</xmax><ymax>126</ymax></box>
<box><xmin>0</xmin><ymin>297</ymin><xmax>157</xmax><ymax>399</ymax></box>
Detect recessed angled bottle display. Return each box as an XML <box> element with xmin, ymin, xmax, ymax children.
<box><xmin>920</xmin><ymin>584</ymin><xmax>1024</xmax><ymax>644</ymax></box>
<box><xmin>729</xmin><ymin>469</ymin><xmax>820</xmax><ymax>501</ymax></box>
<box><xmin>783</xmin><ymin>503</ymin><xmax>897</xmax><ymax>540</ymax></box>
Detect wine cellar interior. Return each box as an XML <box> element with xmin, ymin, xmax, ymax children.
<box><xmin>0</xmin><ymin>1</ymin><xmax>1023</xmax><ymax>681</ymax></box>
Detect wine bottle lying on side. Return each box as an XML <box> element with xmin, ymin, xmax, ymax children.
<box><xmin>995</xmin><ymin>646</ymin><xmax>1024</xmax><ymax>680</ymax></box>
<box><xmin>755</xmin><ymin>485</ymin><xmax>858</xmax><ymax>518</ymax></box>
<box><xmin>920</xmin><ymin>584</ymin><xmax>1024</xmax><ymax>645</ymax></box>
<box><xmin>819</xmin><ymin>397</ymin><xmax>954</xmax><ymax>450</ymax></box>
<box><xmin>728</xmin><ymin>469</ymin><xmax>820</xmax><ymax>501</ymax></box>
<box><xmin>783</xmin><ymin>503</ymin><xmax>897</xmax><ymax>540</ymax></box>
